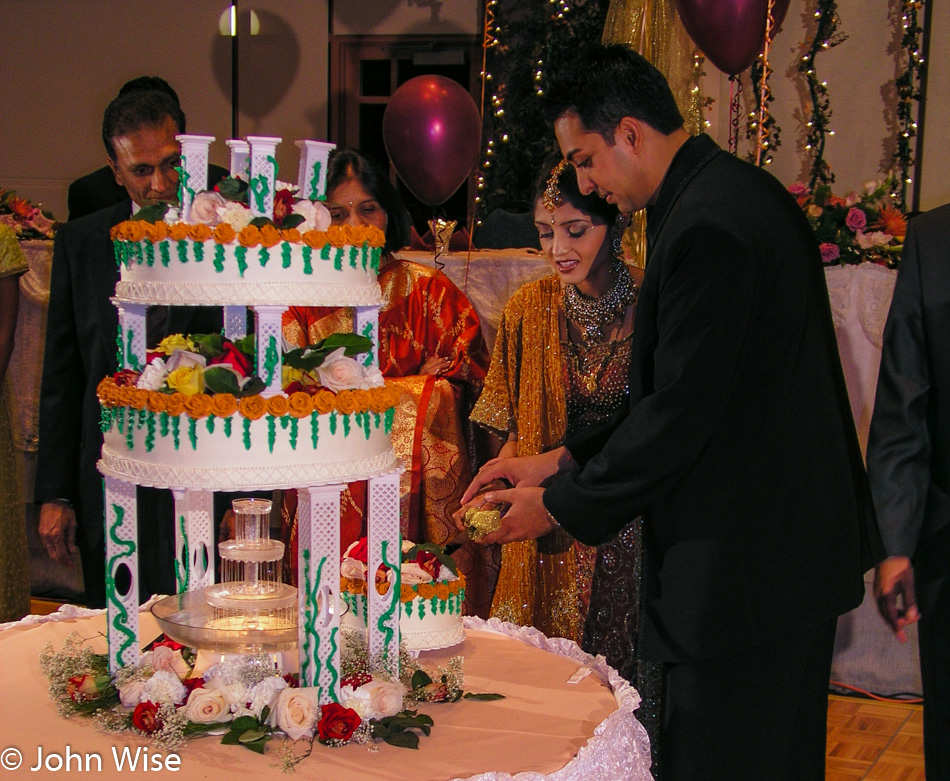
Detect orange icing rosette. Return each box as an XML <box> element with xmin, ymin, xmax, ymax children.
<box><xmin>168</xmin><ymin>222</ymin><xmax>190</xmax><ymax>241</ymax></box>
<box><xmin>184</xmin><ymin>394</ymin><xmax>213</xmax><ymax>419</ymax></box>
<box><xmin>334</xmin><ymin>389</ymin><xmax>360</xmax><ymax>415</ymax></box>
<box><xmin>416</xmin><ymin>583</ymin><xmax>437</xmax><ymax>600</ymax></box>
<box><xmin>325</xmin><ymin>225</ymin><xmax>347</xmax><ymax>247</ymax></box>
<box><xmin>238</xmin><ymin>395</ymin><xmax>267</xmax><ymax>421</ymax></box>
<box><xmin>189</xmin><ymin>223</ymin><xmax>213</xmax><ymax>242</ymax></box>
<box><xmin>313</xmin><ymin>390</ymin><xmax>336</xmax><ymax>415</ymax></box>
<box><xmin>287</xmin><ymin>392</ymin><xmax>313</xmax><ymax>418</ymax></box>
<box><xmin>343</xmin><ymin>225</ymin><xmax>365</xmax><ymax>245</ymax></box>
<box><xmin>434</xmin><ymin>582</ymin><xmax>450</xmax><ymax>601</ymax></box>
<box><xmin>302</xmin><ymin>230</ymin><xmax>327</xmax><ymax>249</ymax></box>
<box><xmin>266</xmin><ymin>395</ymin><xmax>290</xmax><ymax>417</ymax></box>
<box><xmin>144</xmin><ymin>222</ymin><xmax>169</xmax><ymax>242</ymax></box>
<box><xmin>165</xmin><ymin>393</ymin><xmax>186</xmax><ymax>417</ymax></box>
<box><xmin>210</xmin><ymin>393</ymin><xmax>238</xmax><ymax>418</ymax></box>
<box><xmin>258</xmin><ymin>224</ymin><xmax>282</xmax><ymax>248</ymax></box>
<box><xmin>147</xmin><ymin>392</ymin><xmax>168</xmax><ymax>414</ymax></box>
<box><xmin>128</xmin><ymin>388</ymin><xmax>150</xmax><ymax>411</ymax></box>
<box><xmin>400</xmin><ymin>584</ymin><xmax>417</xmax><ymax>603</ymax></box>
<box><xmin>213</xmin><ymin>223</ymin><xmax>236</xmax><ymax>244</ymax></box>
<box><xmin>280</xmin><ymin>227</ymin><xmax>302</xmax><ymax>244</ymax></box>
<box><xmin>237</xmin><ymin>225</ymin><xmax>261</xmax><ymax>247</ymax></box>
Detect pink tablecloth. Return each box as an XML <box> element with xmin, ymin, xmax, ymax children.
<box><xmin>0</xmin><ymin>608</ymin><xmax>651</xmax><ymax>780</ymax></box>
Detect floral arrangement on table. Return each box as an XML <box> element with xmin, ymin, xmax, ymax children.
<box><xmin>97</xmin><ymin>332</ymin><xmax>402</xmax><ymax>423</ymax></box>
<box><xmin>789</xmin><ymin>178</ymin><xmax>907</xmax><ymax>267</ymax></box>
<box><xmin>340</xmin><ymin>538</ymin><xmax>467</xmax><ymax>604</ymax></box>
<box><xmin>40</xmin><ymin>631</ymin><xmax>502</xmax><ymax>771</ymax></box>
<box><xmin>0</xmin><ymin>187</ymin><xmax>57</xmax><ymax>239</ymax></box>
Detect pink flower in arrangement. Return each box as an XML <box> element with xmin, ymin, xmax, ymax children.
<box><xmin>819</xmin><ymin>243</ymin><xmax>841</xmax><ymax>264</ymax></box>
<box><xmin>845</xmin><ymin>207</ymin><xmax>867</xmax><ymax>232</ymax></box>
<box><xmin>787</xmin><ymin>182</ymin><xmax>809</xmax><ymax>197</ymax></box>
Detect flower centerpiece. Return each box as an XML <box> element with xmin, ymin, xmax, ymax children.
<box><xmin>0</xmin><ymin>188</ymin><xmax>58</xmax><ymax>239</ymax></box>
<box><xmin>41</xmin><ymin>630</ymin><xmax>501</xmax><ymax>771</ymax></box>
<box><xmin>789</xmin><ymin>178</ymin><xmax>907</xmax><ymax>267</ymax></box>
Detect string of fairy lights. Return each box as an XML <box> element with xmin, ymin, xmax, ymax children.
<box><xmin>893</xmin><ymin>0</ymin><xmax>926</xmax><ymax>211</ymax></box>
<box><xmin>474</xmin><ymin>1</ymin><xmax>926</xmax><ymax>217</ymax></box>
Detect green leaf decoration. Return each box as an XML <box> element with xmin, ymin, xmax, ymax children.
<box><xmin>190</xmin><ymin>332</ymin><xmax>226</xmax><ymax>357</ymax></box>
<box><xmin>384</xmin><ymin>731</ymin><xmax>420</xmax><ymax>750</ymax></box>
<box><xmin>281</xmin><ymin>213</ymin><xmax>305</xmax><ymax>229</ymax></box>
<box><xmin>238</xmin><ymin>729</ymin><xmax>267</xmax><ymax>743</ymax></box>
<box><xmin>405</xmin><ymin>542</ymin><xmax>458</xmax><ymax>577</ymax></box>
<box><xmin>216</xmin><ymin>177</ymin><xmax>249</xmax><ymax>202</ymax></box>
<box><xmin>243</xmin><ymin>739</ymin><xmax>268</xmax><ymax>755</ymax></box>
<box><xmin>283</xmin><ymin>333</ymin><xmax>373</xmax><ymax>372</ymax></box>
<box><xmin>237</xmin><ymin>377</ymin><xmax>265</xmax><ymax>398</ymax></box>
<box><xmin>230</xmin><ymin>715</ymin><xmax>260</xmax><ymax>733</ymax></box>
<box><xmin>411</xmin><ymin>670</ymin><xmax>433</xmax><ymax>690</ymax></box>
<box><xmin>220</xmin><ymin>730</ymin><xmax>241</xmax><ymax>745</ymax></box>
<box><xmin>203</xmin><ymin>365</ymin><xmax>242</xmax><ymax>395</ymax></box>
<box><xmin>135</xmin><ymin>203</ymin><xmax>171</xmax><ymax>223</ymax></box>
<box><xmin>463</xmin><ymin>692</ymin><xmax>506</xmax><ymax>701</ymax></box>
<box><xmin>249</xmin><ymin>216</ymin><xmax>278</xmax><ymax>229</ymax></box>
<box><xmin>233</xmin><ymin>334</ymin><xmax>255</xmax><ymax>355</ymax></box>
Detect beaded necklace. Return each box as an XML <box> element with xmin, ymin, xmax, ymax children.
<box><xmin>562</xmin><ymin>258</ymin><xmax>638</xmax><ymax>345</ymax></box>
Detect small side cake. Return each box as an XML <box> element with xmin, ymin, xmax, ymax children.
<box><xmin>340</xmin><ymin>539</ymin><xmax>466</xmax><ymax>652</ymax></box>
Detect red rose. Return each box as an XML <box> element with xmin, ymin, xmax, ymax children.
<box><xmin>66</xmin><ymin>674</ymin><xmax>100</xmax><ymax>702</ymax></box>
<box><xmin>208</xmin><ymin>341</ymin><xmax>251</xmax><ymax>377</ymax></box>
<box><xmin>151</xmin><ymin>635</ymin><xmax>184</xmax><ymax>651</ymax></box>
<box><xmin>273</xmin><ymin>189</ymin><xmax>295</xmax><ymax>226</ymax></box>
<box><xmin>346</xmin><ymin>538</ymin><xmax>369</xmax><ymax>564</ymax></box>
<box><xmin>113</xmin><ymin>369</ymin><xmax>141</xmax><ymax>387</ymax></box>
<box><xmin>132</xmin><ymin>701</ymin><xmax>162</xmax><ymax>734</ymax></box>
<box><xmin>413</xmin><ymin>550</ymin><xmax>440</xmax><ymax>580</ymax></box>
<box><xmin>146</xmin><ymin>350</ymin><xmax>163</xmax><ymax>365</ymax></box>
<box><xmin>182</xmin><ymin>677</ymin><xmax>204</xmax><ymax>694</ymax></box>
<box><xmin>283</xmin><ymin>380</ymin><xmax>304</xmax><ymax>396</ymax></box>
<box><xmin>283</xmin><ymin>674</ymin><xmax>299</xmax><ymax>688</ymax></box>
<box><xmin>317</xmin><ymin>702</ymin><xmax>361</xmax><ymax>743</ymax></box>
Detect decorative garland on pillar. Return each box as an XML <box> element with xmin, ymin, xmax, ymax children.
<box><xmin>746</xmin><ymin>0</ymin><xmax>781</xmax><ymax>167</ymax></box>
<box><xmin>798</xmin><ymin>0</ymin><xmax>848</xmax><ymax>188</ymax></box>
<box><xmin>892</xmin><ymin>0</ymin><xmax>926</xmax><ymax>211</ymax></box>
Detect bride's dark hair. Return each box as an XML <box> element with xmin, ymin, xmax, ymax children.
<box><xmin>531</xmin><ymin>155</ymin><xmax>619</xmax><ymax>226</ymax></box>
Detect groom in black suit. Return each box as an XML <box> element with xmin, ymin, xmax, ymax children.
<box><xmin>867</xmin><ymin>203</ymin><xmax>950</xmax><ymax>780</ymax></box>
<box><xmin>461</xmin><ymin>45</ymin><xmax>883</xmax><ymax>780</ymax></box>
<box><xmin>36</xmin><ymin>89</ymin><xmax>221</xmax><ymax>608</ymax></box>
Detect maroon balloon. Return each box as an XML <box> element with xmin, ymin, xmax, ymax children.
<box><xmin>675</xmin><ymin>0</ymin><xmax>789</xmax><ymax>76</ymax></box>
<box><xmin>382</xmin><ymin>75</ymin><xmax>482</xmax><ymax>207</ymax></box>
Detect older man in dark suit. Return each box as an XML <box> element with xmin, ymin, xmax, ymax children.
<box><xmin>461</xmin><ymin>45</ymin><xmax>883</xmax><ymax>780</ymax></box>
<box><xmin>867</xmin><ymin>203</ymin><xmax>950</xmax><ymax>781</ymax></box>
<box><xmin>36</xmin><ymin>89</ymin><xmax>221</xmax><ymax>608</ymax></box>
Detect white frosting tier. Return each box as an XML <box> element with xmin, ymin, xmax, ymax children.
<box><xmin>98</xmin><ymin>407</ymin><xmax>399</xmax><ymax>490</ymax></box>
<box><xmin>113</xmin><ymin>237</ymin><xmax>386</xmax><ymax>306</ymax></box>
<box><xmin>341</xmin><ymin>586</ymin><xmax>465</xmax><ymax>652</ymax></box>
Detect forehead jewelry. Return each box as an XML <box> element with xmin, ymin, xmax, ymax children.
<box><xmin>542</xmin><ymin>159</ymin><xmax>568</xmax><ymax>212</ymax></box>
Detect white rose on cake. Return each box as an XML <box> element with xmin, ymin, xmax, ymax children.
<box><xmin>292</xmin><ymin>200</ymin><xmax>332</xmax><ymax>232</ymax></box>
<box><xmin>188</xmin><ymin>191</ymin><xmax>227</xmax><ymax>225</ymax></box>
<box><xmin>136</xmin><ymin>358</ymin><xmax>169</xmax><ymax>390</ymax></box>
<box><xmin>268</xmin><ymin>687</ymin><xmax>320</xmax><ymax>741</ymax></box>
<box><xmin>117</xmin><ymin>679</ymin><xmax>146</xmax><ymax>709</ymax></box>
<box><xmin>341</xmin><ymin>679</ymin><xmax>405</xmax><ymax>721</ymax></box>
<box><xmin>183</xmin><ymin>687</ymin><xmax>232</xmax><ymax>724</ymax></box>
<box><xmin>317</xmin><ymin>347</ymin><xmax>365</xmax><ymax>392</ymax></box>
<box><xmin>359</xmin><ymin>365</ymin><xmax>386</xmax><ymax>389</ymax></box>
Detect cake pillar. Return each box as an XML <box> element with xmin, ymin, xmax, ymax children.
<box><xmin>252</xmin><ymin>305</ymin><xmax>287</xmax><ymax>397</ymax></box>
<box><xmin>171</xmin><ymin>489</ymin><xmax>215</xmax><ymax>592</ymax></box>
<box><xmin>295</xmin><ymin>140</ymin><xmax>336</xmax><ymax>201</ymax></box>
<box><xmin>367</xmin><ymin>471</ymin><xmax>402</xmax><ymax>675</ymax></box>
<box><xmin>246</xmin><ymin>136</ymin><xmax>281</xmax><ymax>219</ymax></box>
<box><xmin>296</xmin><ymin>484</ymin><xmax>345</xmax><ymax>702</ymax></box>
<box><xmin>104</xmin><ymin>476</ymin><xmax>140</xmax><ymax>673</ymax></box>
<box><xmin>116</xmin><ymin>303</ymin><xmax>147</xmax><ymax>372</ymax></box>
<box><xmin>223</xmin><ymin>306</ymin><xmax>247</xmax><ymax>340</ymax></box>
<box><xmin>176</xmin><ymin>134</ymin><xmax>215</xmax><ymax>222</ymax></box>
<box><xmin>225</xmin><ymin>139</ymin><xmax>249</xmax><ymax>179</ymax></box>
<box><xmin>353</xmin><ymin>306</ymin><xmax>380</xmax><ymax>369</ymax></box>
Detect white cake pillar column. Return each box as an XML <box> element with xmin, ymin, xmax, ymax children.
<box><xmin>225</xmin><ymin>139</ymin><xmax>249</xmax><ymax>179</ymax></box>
<box><xmin>252</xmin><ymin>305</ymin><xmax>287</xmax><ymax>396</ymax></box>
<box><xmin>246</xmin><ymin>136</ymin><xmax>281</xmax><ymax>219</ymax></box>
<box><xmin>176</xmin><ymin>134</ymin><xmax>215</xmax><ymax>222</ymax></box>
<box><xmin>367</xmin><ymin>471</ymin><xmax>402</xmax><ymax>675</ymax></box>
<box><xmin>223</xmin><ymin>307</ymin><xmax>247</xmax><ymax>341</ymax></box>
<box><xmin>171</xmin><ymin>489</ymin><xmax>216</xmax><ymax>593</ymax></box>
<box><xmin>104</xmin><ymin>476</ymin><xmax>140</xmax><ymax>673</ymax></box>
<box><xmin>116</xmin><ymin>303</ymin><xmax>147</xmax><ymax>372</ymax></box>
<box><xmin>297</xmin><ymin>484</ymin><xmax>345</xmax><ymax>702</ymax></box>
<box><xmin>353</xmin><ymin>306</ymin><xmax>380</xmax><ymax>369</ymax></box>
<box><xmin>295</xmin><ymin>140</ymin><xmax>336</xmax><ymax>201</ymax></box>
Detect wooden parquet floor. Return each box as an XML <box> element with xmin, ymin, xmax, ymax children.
<box><xmin>27</xmin><ymin>600</ymin><xmax>925</xmax><ymax>778</ymax></box>
<box><xmin>826</xmin><ymin>694</ymin><xmax>925</xmax><ymax>780</ymax></box>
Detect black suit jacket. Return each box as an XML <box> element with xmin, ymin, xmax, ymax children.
<box><xmin>36</xmin><ymin>200</ymin><xmax>221</xmax><ymax>606</ymax></box>
<box><xmin>68</xmin><ymin>163</ymin><xmax>230</xmax><ymax>221</ymax></box>
<box><xmin>545</xmin><ymin>134</ymin><xmax>883</xmax><ymax>662</ymax></box>
<box><xmin>867</xmin><ymin>204</ymin><xmax>950</xmax><ymax>617</ymax></box>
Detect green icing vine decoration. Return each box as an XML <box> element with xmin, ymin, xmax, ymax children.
<box><xmin>177</xmin><ymin>240</ymin><xmax>188</xmax><ymax>265</ymax></box>
<box><xmin>301</xmin><ymin>550</ymin><xmax>313</xmax><ymax>685</ymax></box>
<box><xmin>214</xmin><ymin>244</ymin><xmax>225</xmax><ymax>272</ymax></box>
<box><xmin>105</xmin><ymin>503</ymin><xmax>137</xmax><ymax>664</ymax></box>
<box><xmin>263</xmin><ymin>335</ymin><xmax>279</xmax><ymax>387</ymax></box>
<box><xmin>360</xmin><ymin>322</ymin><xmax>375</xmax><ymax>366</ymax></box>
<box><xmin>243</xmin><ymin>417</ymin><xmax>252</xmax><ymax>450</ymax></box>
<box><xmin>188</xmin><ymin>418</ymin><xmax>198</xmax><ymax>449</ymax></box>
<box><xmin>125</xmin><ymin>330</ymin><xmax>141</xmax><ymax>372</ymax></box>
<box><xmin>362</xmin><ymin>412</ymin><xmax>371</xmax><ymax>440</ymax></box>
<box><xmin>160</xmin><ymin>412</ymin><xmax>169</xmax><ymax>438</ymax></box>
<box><xmin>145</xmin><ymin>414</ymin><xmax>155</xmax><ymax>451</ymax></box>
<box><xmin>342</xmin><ymin>414</ymin><xmax>350</xmax><ymax>438</ymax></box>
<box><xmin>235</xmin><ymin>246</ymin><xmax>248</xmax><ymax>277</ymax></box>
<box><xmin>311</xmin><ymin>412</ymin><xmax>319</xmax><ymax>449</ymax></box>
<box><xmin>385</xmin><ymin>407</ymin><xmax>394</xmax><ymax>434</ymax></box>
<box><xmin>268</xmin><ymin>416</ymin><xmax>276</xmax><ymax>453</ymax></box>
<box><xmin>290</xmin><ymin>417</ymin><xmax>299</xmax><ymax>450</ymax></box>
<box><xmin>259</xmin><ymin>247</ymin><xmax>270</xmax><ymax>267</ymax></box>
<box><xmin>206</xmin><ymin>416</ymin><xmax>215</xmax><ymax>435</ymax></box>
<box><xmin>329</xmin><ymin>411</ymin><xmax>337</xmax><ymax>435</ymax></box>
<box><xmin>174</xmin><ymin>513</ymin><xmax>190</xmax><ymax>593</ymax></box>
<box><xmin>302</xmin><ymin>245</ymin><xmax>312</xmax><ymax>274</ymax></box>
<box><xmin>160</xmin><ymin>242</ymin><xmax>171</xmax><ymax>268</ymax></box>
<box><xmin>334</xmin><ymin>247</ymin><xmax>344</xmax><ymax>271</ymax></box>
<box><xmin>377</xmin><ymin>540</ymin><xmax>400</xmax><ymax>658</ymax></box>
<box><xmin>115</xmin><ymin>326</ymin><xmax>123</xmax><ymax>370</ymax></box>
<box><xmin>349</xmin><ymin>247</ymin><xmax>358</xmax><ymax>269</ymax></box>
<box><xmin>224</xmin><ymin>416</ymin><xmax>232</xmax><ymax>438</ymax></box>
<box><xmin>194</xmin><ymin>242</ymin><xmax>204</xmax><ymax>263</ymax></box>
<box><xmin>172</xmin><ymin>416</ymin><xmax>180</xmax><ymax>450</ymax></box>
<box><xmin>308</xmin><ymin>161</ymin><xmax>322</xmax><ymax>197</ymax></box>
<box><xmin>320</xmin><ymin>245</ymin><xmax>331</xmax><ymax>261</ymax></box>
<box><xmin>282</xmin><ymin>243</ymin><xmax>291</xmax><ymax>269</ymax></box>
<box><xmin>145</xmin><ymin>241</ymin><xmax>154</xmax><ymax>267</ymax></box>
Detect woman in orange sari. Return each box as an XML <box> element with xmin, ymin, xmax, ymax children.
<box><xmin>281</xmin><ymin>149</ymin><xmax>496</xmax><ymax>615</ymax></box>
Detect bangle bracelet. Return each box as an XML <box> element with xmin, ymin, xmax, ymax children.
<box><xmin>545</xmin><ymin>509</ymin><xmax>560</xmax><ymax>529</ymax></box>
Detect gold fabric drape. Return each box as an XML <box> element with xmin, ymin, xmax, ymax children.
<box><xmin>602</xmin><ymin>0</ymin><xmax>704</xmax><ymax>268</ymax></box>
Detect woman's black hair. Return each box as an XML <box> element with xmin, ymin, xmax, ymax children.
<box><xmin>325</xmin><ymin>149</ymin><xmax>411</xmax><ymax>254</ymax></box>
